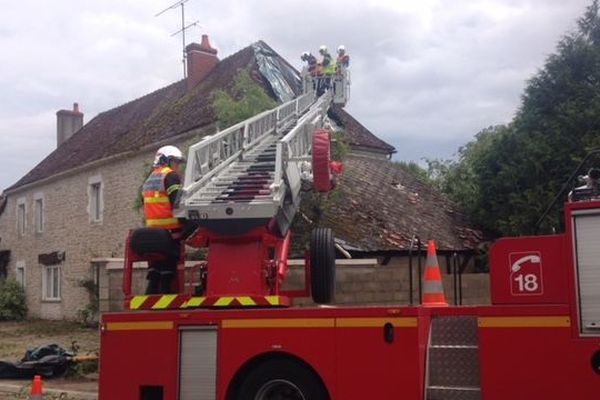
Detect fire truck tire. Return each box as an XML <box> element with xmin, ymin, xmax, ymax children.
<box><xmin>234</xmin><ymin>358</ymin><xmax>329</xmax><ymax>400</ymax></box>
<box><xmin>310</xmin><ymin>227</ymin><xmax>336</xmax><ymax>304</ymax></box>
<box><xmin>312</xmin><ymin>129</ymin><xmax>333</xmax><ymax>192</ymax></box>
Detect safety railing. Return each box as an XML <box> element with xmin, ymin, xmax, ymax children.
<box><xmin>273</xmin><ymin>91</ymin><xmax>332</xmax><ymax>192</ymax></box>
<box><xmin>182</xmin><ymin>92</ymin><xmax>315</xmax><ymax>199</ymax></box>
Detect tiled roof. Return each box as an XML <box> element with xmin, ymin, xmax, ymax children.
<box><xmin>323</xmin><ymin>156</ymin><xmax>482</xmax><ymax>252</ymax></box>
<box><xmin>329</xmin><ymin>106</ymin><xmax>396</xmax><ymax>154</ymax></box>
<box><xmin>10</xmin><ymin>41</ymin><xmax>397</xmax><ymax>191</ymax></box>
<box><xmin>9</xmin><ymin>43</ymin><xmax>284</xmax><ymax>190</ymax></box>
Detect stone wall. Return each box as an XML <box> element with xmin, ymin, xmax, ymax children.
<box><xmin>0</xmin><ymin>135</ymin><xmax>201</xmax><ymax>320</ymax></box>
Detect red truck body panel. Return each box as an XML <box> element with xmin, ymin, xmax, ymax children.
<box><xmin>99</xmin><ymin>201</ymin><xmax>600</xmax><ymax>399</ymax></box>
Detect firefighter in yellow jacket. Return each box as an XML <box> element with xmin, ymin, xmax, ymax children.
<box><xmin>142</xmin><ymin>145</ymin><xmax>185</xmax><ymax>294</ymax></box>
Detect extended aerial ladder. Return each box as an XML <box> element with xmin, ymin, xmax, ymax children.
<box><xmin>123</xmin><ymin>68</ymin><xmax>350</xmax><ymax>308</ymax></box>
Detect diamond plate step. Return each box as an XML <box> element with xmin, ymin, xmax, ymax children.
<box><xmin>430</xmin><ymin>316</ymin><xmax>478</xmax><ymax>346</ymax></box>
<box><xmin>427</xmin><ymin>386</ymin><xmax>481</xmax><ymax>400</ymax></box>
<box><xmin>427</xmin><ymin>347</ymin><xmax>480</xmax><ymax>387</ymax></box>
<box><xmin>426</xmin><ymin>316</ymin><xmax>481</xmax><ymax>400</ymax></box>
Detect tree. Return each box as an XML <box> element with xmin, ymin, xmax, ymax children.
<box><xmin>212</xmin><ymin>69</ymin><xmax>278</xmax><ymax>128</ymax></box>
<box><xmin>435</xmin><ymin>1</ymin><xmax>600</xmax><ymax>236</ymax></box>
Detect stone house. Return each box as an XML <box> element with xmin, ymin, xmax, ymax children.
<box><xmin>0</xmin><ymin>36</ymin><xmax>484</xmax><ymax>320</ymax></box>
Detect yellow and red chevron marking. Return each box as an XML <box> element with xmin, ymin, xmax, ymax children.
<box><xmin>128</xmin><ymin>295</ymin><xmax>290</xmax><ymax>310</ymax></box>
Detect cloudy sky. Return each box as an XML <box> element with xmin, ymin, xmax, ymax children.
<box><xmin>0</xmin><ymin>0</ymin><xmax>591</xmax><ymax>190</ymax></box>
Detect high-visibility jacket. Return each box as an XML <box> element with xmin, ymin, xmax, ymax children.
<box><xmin>321</xmin><ymin>53</ymin><xmax>336</xmax><ymax>75</ymax></box>
<box><xmin>142</xmin><ymin>166</ymin><xmax>182</xmax><ymax>230</ymax></box>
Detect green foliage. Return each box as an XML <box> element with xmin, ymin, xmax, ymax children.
<box><xmin>0</xmin><ymin>279</ymin><xmax>27</xmax><ymax>321</ymax></box>
<box><xmin>394</xmin><ymin>160</ymin><xmax>432</xmax><ymax>184</ymax></box>
<box><xmin>65</xmin><ymin>340</ymin><xmax>99</xmax><ymax>378</ymax></box>
<box><xmin>134</xmin><ymin>161</ymin><xmax>154</xmax><ymax>212</ymax></box>
<box><xmin>331</xmin><ymin>130</ymin><xmax>349</xmax><ymax>161</ymax></box>
<box><xmin>433</xmin><ymin>1</ymin><xmax>600</xmax><ymax>237</ymax></box>
<box><xmin>76</xmin><ymin>278</ymin><xmax>98</xmax><ymax>327</ymax></box>
<box><xmin>213</xmin><ymin>69</ymin><xmax>278</xmax><ymax>128</ymax></box>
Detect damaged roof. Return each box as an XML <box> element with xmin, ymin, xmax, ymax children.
<box><xmin>329</xmin><ymin>106</ymin><xmax>396</xmax><ymax>155</ymax></box>
<box><xmin>324</xmin><ymin>156</ymin><xmax>482</xmax><ymax>252</ymax></box>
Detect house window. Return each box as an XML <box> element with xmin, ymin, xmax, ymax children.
<box><xmin>42</xmin><ymin>265</ymin><xmax>61</xmax><ymax>301</ymax></box>
<box><xmin>16</xmin><ymin>198</ymin><xmax>26</xmax><ymax>236</ymax></box>
<box><xmin>88</xmin><ymin>175</ymin><xmax>103</xmax><ymax>223</ymax></box>
<box><xmin>16</xmin><ymin>261</ymin><xmax>25</xmax><ymax>287</ymax></box>
<box><xmin>34</xmin><ymin>197</ymin><xmax>44</xmax><ymax>233</ymax></box>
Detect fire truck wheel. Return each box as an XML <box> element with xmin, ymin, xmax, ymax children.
<box><xmin>234</xmin><ymin>358</ymin><xmax>329</xmax><ymax>400</ymax></box>
<box><xmin>310</xmin><ymin>227</ymin><xmax>336</xmax><ymax>304</ymax></box>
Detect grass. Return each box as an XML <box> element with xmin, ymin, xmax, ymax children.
<box><xmin>0</xmin><ymin>320</ymin><xmax>98</xmax><ymax>360</ymax></box>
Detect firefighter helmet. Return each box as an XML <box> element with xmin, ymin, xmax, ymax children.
<box><xmin>337</xmin><ymin>45</ymin><xmax>346</xmax><ymax>54</ymax></box>
<box><xmin>319</xmin><ymin>45</ymin><xmax>328</xmax><ymax>54</ymax></box>
<box><xmin>154</xmin><ymin>145</ymin><xmax>185</xmax><ymax>166</ymax></box>
<box><xmin>301</xmin><ymin>51</ymin><xmax>310</xmax><ymax>60</ymax></box>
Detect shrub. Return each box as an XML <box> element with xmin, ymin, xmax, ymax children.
<box><xmin>0</xmin><ymin>279</ymin><xmax>27</xmax><ymax>321</ymax></box>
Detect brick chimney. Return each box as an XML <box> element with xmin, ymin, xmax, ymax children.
<box><xmin>56</xmin><ymin>103</ymin><xmax>83</xmax><ymax>147</ymax></box>
<box><xmin>186</xmin><ymin>34</ymin><xmax>219</xmax><ymax>89</ymax></box>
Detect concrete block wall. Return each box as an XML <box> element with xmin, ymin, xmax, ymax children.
<box><xmin>96</xmin><ymin>257</ymin><xmax>490</xmax><ymax>312</ymax></box>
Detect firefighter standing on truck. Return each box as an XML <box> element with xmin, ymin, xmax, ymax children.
<box><xmin>142</xmin><ymin>145</ymin><xmax>185</xmax><ymax>294</ymax></box>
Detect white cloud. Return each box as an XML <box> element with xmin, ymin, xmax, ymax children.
<box><xmin>0</xmin><ymin>0</ymin><xmax>591</xmax><ymax>189</ymax></box>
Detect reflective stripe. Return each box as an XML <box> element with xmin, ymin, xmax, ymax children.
<box><xmin>265</xmin><ymin>296</ymin><xmax>280</xmax><ymax>306</ymax></box>
<box><xmin>183</xmin><ymin>297</ymin><xmax>206</xmax><ymax>308</ymax></box>
<box><xmin>336</xmin><ymin>317</ymin><xmax>418</xmax><ymax>328</ymax></box>
<box><xmin>479</xmin><ymin>316</ymin><xmax>571</xmax><ymax>328</ymax></box>
<box><xmin>166</xmin><ymin>184</ymin><xmax>182</xmax><ymax>195</ymax></box>
<box><xmin>237</xmin><ymin>297</ymin><xmax>257</xmax><ymax>306</ymax></box>
<box><xmin>143</xmin><ymin>197</ymin><xmax>170</xmax><ymax>204</ymax></box>
<box><xmin>130</xmin><ymin>295</ymin><xmax>148</xmax><ymax>310</ymax></box>
<box><xmin>214</xmin><ymin>297</ymin><xmax>234</xmax><ymax>306</ymax></box>
<box><xmin>147</xmin><ymin>218</ymin><xmax>179</xmax><ymax>227</ymax></box>
<box><xmin>152</xmin><ymin>295</ymin><xmax>178</xmax><ymax>309</ymax></box>
<box><xmin>106</xmin><ymin>321</ymin><xmax>174</xmax><ymax>331</ymax></box>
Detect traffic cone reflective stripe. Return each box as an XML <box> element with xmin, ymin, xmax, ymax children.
<box><xmin>422</xmin><ymin>240</ymin><xmax>448</xmax><ymax>307</ymax></box>
<box><xmin>30</xmin><ymin>375</ymin><xmax>43</xmax><ymax>399</ymax></box>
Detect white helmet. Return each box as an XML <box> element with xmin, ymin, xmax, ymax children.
<box><xmin>154</xmin><ymin>145</ymin><xmax>184</xmax><ymax>166</ymax></box>
<box><xmin>319</xmin><ymin>45</ymin><xmax>328</xmax><ymax>54</ymax></box>
<box><xmin>301</xmin><ymin>51</ymin><xmax>310</xmax><ymax>60</ymax></box>
<box><xmin>337</xmin><ymin>45</ymin><xmax>346</xmax><ymax>54</ymax></box>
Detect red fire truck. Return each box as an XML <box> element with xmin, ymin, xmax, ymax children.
<box><xmin>98</xmin><ymin>69</ymin><xmax>600</xmax><ymax>399</ymax></box>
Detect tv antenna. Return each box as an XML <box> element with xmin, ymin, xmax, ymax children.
<box><xmin>156</xmin><ymin>0</ymin><xmax>200</xmax><ymax>78</ymax></box>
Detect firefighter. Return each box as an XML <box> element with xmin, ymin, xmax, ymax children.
<box><xmin>336</xmin><ymin>45</ymin><xmax>350</xmax><ymax>70</ymax></box>
<box><xmin>301</xmin><ymin>51</ymin><xmax>317</xmax><ymax>76</ymax></box>
<box><xmin>319</xmin><ymin>45</ymin><xmax>335</xmax><ymax>75</ymax></box>
<box><xmin>317</xmin><ymin>45</ymin><xmax>335</xmax><ymax>95</ymax></box>
<box><xmin>142</xmin><ymin>145</ymin><xmax>186</xmax><ymax>294</ymax></box>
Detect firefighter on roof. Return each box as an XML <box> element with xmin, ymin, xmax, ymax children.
<box><xmin>142</xmin><ymin>145</ymin><xmax>185</xmax><ymax>294</ymax></box>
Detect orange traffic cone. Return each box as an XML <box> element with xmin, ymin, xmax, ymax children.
<box><xmin>422</xmin><ymin>240</ymin><xmax>448</xmax><ymax>307</ymax></box>
<box><xmin>30</xmin><ymin>375</ymin><xmax>43</xmax><ymax>399</ymax></box>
